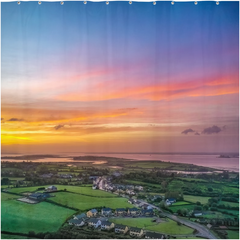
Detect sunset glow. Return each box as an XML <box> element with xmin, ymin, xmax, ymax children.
<box><xmin>1</xmin><ymin>1</ymin><xmax>239</xmax><ymax>154</ymax></box>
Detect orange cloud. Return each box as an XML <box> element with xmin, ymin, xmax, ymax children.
<box><xmin>54</xmin><ymin>74</ymin><xmax>239</xmax><ymax>102</ymax></box>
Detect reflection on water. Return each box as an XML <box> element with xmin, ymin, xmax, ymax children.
<box><xmin>1</xmin><ymin>153</ymin><xmax>239</xmax><ymax>172</ymax></box>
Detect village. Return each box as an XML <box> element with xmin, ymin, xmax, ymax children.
<box><xmin>68</xmin><ymin>208</ymin><xmax>167</xmax><ymax>239</ymax></box>
<box><xmin>1</xmin><ymin>160</ymin><xmax>239</xmax><ymax>239</ymax></box>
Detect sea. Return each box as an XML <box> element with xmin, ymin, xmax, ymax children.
<box><xmin>1</xmin><ymin>152</ymin><xmax>239</xmax><ymax>172</ymax></box>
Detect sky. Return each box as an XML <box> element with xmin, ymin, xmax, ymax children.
<box><xmin>1</xmin><ymin>1</ymin><xmax>239</xmax><ymax>154</ymax></box>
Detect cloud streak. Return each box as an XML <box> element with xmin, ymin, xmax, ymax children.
<box><xmin>202</xmin><ymin>125</ymin><xmax>222</xmax><ymax>134</ymax></box>
<box><xmin>7</xmin><ymin>118</ymin><xmax>24</xmax><ymax>122</ymax></box>
<box><xmin>54</xmin><ymin>124</ymin><xmax>64</xmax><ymax>130</ymax></box>
<box><xmin>181</xmin><ymin>128</ymin><xmax>195</xmax><ymax>134</ymax></box>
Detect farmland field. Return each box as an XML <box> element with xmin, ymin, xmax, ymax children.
<box><xmin>53</xmin><ymin>185</ymin><xmax>118</xmax><ymax>197</ymax></box>
<box><xmin>204</xmin><ymin>211</ymin><xmax>236</xmax><ymax>219</ymax></box>
<box><xmin>177</xmin><ymin>177</ymin><xmax>208</xmax><ymax>182</ymax></box>
<box><xmin>169</xmin><ymin>204</ymin><xmax>195</xmax><ymax>212</ymax></box>
<box><xmin>1</xmin><ymin>192</ymin><xmax>20</xmax><ymax>201</ymax></box>
<box><xmin>220</xmin><ymin>201</ymin><xmax>239</xmax><ymax>207</ymax></box>
<box><xmin>226</xmin><ymin>230</ymin><xmax>239</xmax><ymax>239</ymax></box>
<box><xmin>110</xmin><ymin>217</ymin><xmax>194</xmax><ymax>235</ymax></box>
<box><xmin>51</xmin><ymin>192</ymin><xmax>132</xmax><ymax>210</ymax></box>
<box><xmin>125</xmin><ymin>180</ymin><xmax>161</xmax><ymax>188</ymax></box>
<box><xmin>1</xmin><ymin>234</ymin><xmax>34</xmax><ymax>239</ymax></box>
<box><xmin>8</xmin><ymin>185</ymin><xmax>117</xmax><ymax>197</ymax></box>
<box><xmin>172</xmin><ymin>201</ymin><xmax>192</xmax><ymax>206</ymax></box>
<box><xmin>1</xmin><ymin>200</ymin><xmax>75</xmax><ymax>233</ymax></box>
<box><xmin>183</xmin><ymin>195</ymin><xmax>211</xmax><ymax>204</ymax></box>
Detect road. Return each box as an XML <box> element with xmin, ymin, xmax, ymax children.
<box><xmin>100</xmin><ymin>185</ymin><xmax>218</xmax><ymax>239</ymax></box>
<box><xmin>137</xmin><ymin>200</ymin><xmax>218</xmax><ymax>239</ymax></box>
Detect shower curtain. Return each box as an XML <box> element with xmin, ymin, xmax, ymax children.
<box><xmin>1</xmin><ymin>1</ymin><xmax>239</xmax><ymax>239</ymax></box>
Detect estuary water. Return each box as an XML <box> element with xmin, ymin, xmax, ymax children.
<box><xmin>1</xmin><ymin>153</ymin><xmax>239</xmax><ymax>172</ymax></box>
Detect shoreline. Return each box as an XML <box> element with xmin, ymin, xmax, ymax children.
<box><xmin>1</xmin><ymin>154</ymin><xmax>239</xmax><ymax>173</ymax></box>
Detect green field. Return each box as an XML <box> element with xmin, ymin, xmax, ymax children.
<box><xmin>169</xmin><ymin>204</ymin><xmax>195</xmax><ymax>213</ymax></box>
<box><xmin>1</xmin><ymin>200</ymin><xmax>75</xmax><ymax>234</ymax></box>
<box><xmin>7</xmin><ymin>186</ymin><xmax>47</xmax><ymax>194</ymax></box>
<box><xmin>125</xmin><ymin>180</ymin><xmax>161</xmax><ymax>188</ymax></box>
<box><xmin>204</xmin><ymin>211</ymin><xmax>236</xmax><ymax>219</ymax></box>
<box><xmin>1</xmin><ymin>234</ymin><xmax>34</xmax><ymax>239</ymax></box>
<box><xmin>1</xmin><ymin>192</ymin><xmax>20</xmax><ymax>201</ymax></box>
<box><xmin>184</xmin><ymin>195</ymin><xmax>211</xmax><ymax>204</ymax></box>
<box><xmin>226</xmin><ymin>230</ymin><xmax>239</xmax><ymax>239</ymax></box>
<box><xmin>53</xmin><ymin>185</ymin><xmax>117</xmax><ymax>197</ymax></box>
<box><xmin>177</xmin><ymin>177</ymin><xmax>208</xmax><ymax>182</ymax></box>
<box><xmin>8</xmin><ymin>185</ymin><xmax>117</xmax><ymax>197</ymax></box>
<box><xmin>220</xmin><ymin>201</ymin><xmax>239</xmax><ymax>208</ymax></box>
<box><xmin>51</xmin><ymin>192</ymin><xmax>132</xmax><ymax>210</ymax></box>
<box><xmin>110</xmin><ymin>217</ymin><xmax>194</xmax><ymax>235</ymax></box>
<box><xmin>172</xmin><ymin>201</ymin><xmax>192</xmax><ymax>206</ymax></box>
<box><xmin>217</xmin><ymin>209</ymin><xmax>239</xmax><ymax>216</ymax></box>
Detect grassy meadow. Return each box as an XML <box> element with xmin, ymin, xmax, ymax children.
<box><xmin>1</xmin><ymin>234</ymin><xmax>34</xmax><ymax>239</ymax></box>
<box><xmin>50</xmin><ymin>192</ymin><xmax>132</xmax><ymax>210</ymax></box>
<box><xmin>1</xmin><ymin>200</ymin><xmax>75</xmax><ymax>234</ymax></box>
<box><xmin>8</xmin><ymin>185</ymin><xmax>117</xmax><ymax>197</ymax></box>
<box><xmin>110</xmin><ymin>217</ymin><xmax>194</xmax><ymax>235</ymax></box>
<box><xmin>183</xmin><ymin>195</ymin><xmax>211</xmax><ymax>204</ymax></box>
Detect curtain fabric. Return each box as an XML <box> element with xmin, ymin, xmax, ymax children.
<box><xmin>1</xmin><ymin>1</ymin><xmax>239</xmax><ymax>239</ymax></box>
<box><xmin>2</xmin><ymin>1</ymin><xmax>239</xmax><ymax>154</ymax></box>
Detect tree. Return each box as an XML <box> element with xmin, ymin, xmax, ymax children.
<box><xmin>1</xmin><ymin>177</ymin><xmax>9</xmax><ymax>185</ymax></box>
<box><xmin>208</xmin><ymin>187</ymin><xmax>213</xmax><ymax>192</ymax></box>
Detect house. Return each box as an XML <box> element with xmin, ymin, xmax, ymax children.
<box><xmin>126</xmin><ymin>189</ymin><xmax>135</xmax><ymax>195</ymax></box>
<box><xmin>28</xmin><ymin>192</ymin><xmax>50</xmax><ymax>201</ymax></box>
<box><xmin>59</xmin><ymin>174</ymin><xmax>72</xmax><ymax>179</ymax></box>
<box><xmin>115</xmin><ymin>224</ymin><xmax>129</xmax><ymax>234</ymax></box>
<box><xmin>126</xmin><ymin>185</ymin><xmax>135</xmax><ymax>190</ymax></box>
<box><xmin>167</xmin><ymin>198</ymin><xmax>176</xmax><ymax>203</ymax></box>
<box><xmin>115</xmin><ymin>208</ymin><xmax>126</xmax><ymax>215</ymax></box>
<box><xmin>74</xmin><ymin>213</ymin><xmax>86</xmax><ymax>220</ymax></box>
<box><xmin>89</xmin><ymin>176</ymin><xmax>99</xmax><ymax>181</ymax></box>
<box><xmin>101</xmin><ymin>208</ymin><xmax>112</xmax><ymax>216</ymax></box>
<box><xmin>40</xmin><ymin>173</ymin><xmax>53</xmax><ymax>178</ymax></box>
<box><xmin>145</xmin><ymin>232</ymin><xmax>165</xmax><ymax>239</ymax></box>
<box><xmin>87</xmin><ymin>218</ymin><xmax>101</xmax><ymax>228</ymax></box>
<box><xmin>141</xmin><ymin>203</ymin><xmax>150</xmax><ymax>209</ymax></box>
<box><xmin>128</xmin><ymin>199</ymin><xmax>135</xmax><ymax>204</ymax></box>
<box><xmin>87</xmin><ymin>209</ymin><xmax>98</xmax><ymax>217</ymax></box>
<box><xmin>112</xmin><ymin>172</ymin><xmax>122</xmax><ymax>177</ymax></box>
<box><xmin>129</xmin><ymin>227</ymin><xmax>144</xmax><ymax>237</ymax></box>
<box><xmin>45</xmin><ymin>185</ymin><xmax>57</xmax><ymax>192</ymax></box>
<box><xmin>100</xmin><ymin>221</ymin><xmax>115</xmax><ymax>230</ymax></box>
<box><xmin>192</xmin><ymin>210</ymin><xmax>203</xmax><ymax>217</ymax></box>
<box><xmin>128</xmin><ymin>208</ymin><xmax>139</xmax><ymax>215</ymax></box>
<box><xmin>165</xmin><ymin>198</ymin><xmax>176</xmax><ymax>206</ymax></box>
<box><xmin>135</xmin><ymin>185</ymin><xmax>144</xmax><ymax>191</ymax></box>
<box><xmin>135</xmin><ymin>200</ymin><xmax>142</xmax><ymax>206</ymax></box>
<box><xmin>68</xmin><ymin>218</ymin><xmax>85</xmax><ymax>227</ymax></box>
<box><xmin>207</xmin><ymin>224</ymin><xmax>212</xmax><ymax>229</ymax></box>
<box><xmin>141</xmin><ymin>209</ymin><xmax>154</xmax><ymax>216</ymax></box>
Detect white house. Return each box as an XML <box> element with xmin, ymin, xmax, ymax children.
<box><xmin>45</xmin><ymin>185</ymin><xmax>57</xmax><ymax>192</ymax></box>
<box><xmin>115</xmin><ymin>224</ymin><xmax>129</xmax><ymax>234</ymax></box>
<box><xmin>68</xmin><ymin>219</ymin><xmax>85</xmax><ymax>227</ymax></box>
<box><xmin>192</xmin><ymin>210</ymin><xmax>203</xmax><ymax>217</ymax></box>
<box><xmin>100</xmin><ymin>221</ymin><xmax>115</xmax><ymax>230</ymax></box>
<box><xmin>145</xmin><ymin>232</ymin><xmax>165</xmax><ymax>239</ymax></box>
<box><xmin>129</xmin><ymin>227</ymin><xmax>144</xmax><ymax>237</ymax></box>
<box><xmin>101</xmin><ymin>208</ymin><xmax>112</xmax><ymax>216</ymax></box>
<box><xmin>87</xmin><ymin>218</ymin><xmax>101</xmax><ymax>228</ymax></box>
<box><xmin>165</xmin><ymin>198</ymin><xmax>176</xmax><ymax>206</ymax></box>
